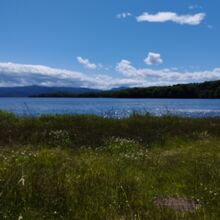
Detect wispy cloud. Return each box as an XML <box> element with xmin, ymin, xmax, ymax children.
<box><xmin>188</xmin><ymin>5</ymin><xmax>203</xmax><ymax>10</ymax></box>
<box><xmin>136</xmin><ymin>12</ymin><xmax>206</xmax><ymax>25</ymax></box>
<box><xmin>144</xmin><ymin>52</ymin><xmax>163</xmax><ymax>65</ymax></box>
<box><xmin>116</xmin><ymin>12</ymin><xmax>132</xmax><ymax>19</ymax></box>
<box><xmin>77</xmin><ymin>57</ymin><xmax>97</xmax><ymax>69</ymax></box>
<box><xmin>207</xmin><ymin>25</ymin><xmax>213</xmax><ymax>29</ymax></box>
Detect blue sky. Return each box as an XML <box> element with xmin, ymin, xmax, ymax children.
<box><xmin>0</xmin><ymin>0</ymin><xmax>219</xmax><ymax>89</ymax></box>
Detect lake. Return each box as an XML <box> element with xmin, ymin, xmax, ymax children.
<box><xmin>1</xmin><ymin>98</ymin><xmax>220</xmax><ymax>118</ymax></box>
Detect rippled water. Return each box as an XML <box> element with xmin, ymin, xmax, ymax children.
<box><xmin>0</xmin><ymin>98</ymin><xmax>220</xmax><ymax>118</ymax></box>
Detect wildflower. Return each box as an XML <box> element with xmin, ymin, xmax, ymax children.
<box><xmin>18</xmin><ymin>176</ymin><xmax>25</xmax><ymax>186</ymax></box>
<box><xmin>18</xmin><ymin>215</ymin><xmax>23</xmax><ymax>220</ymax></box>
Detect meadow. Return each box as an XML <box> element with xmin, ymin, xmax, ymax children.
<box><xmin>0</xmin><ymin>111</ymin><xmax>220</xmax><ymax>219</ymax></box>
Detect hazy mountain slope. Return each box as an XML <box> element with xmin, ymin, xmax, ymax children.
<box><xmin>0</xmin><ymin>86</ymin><xmax>101</xmax><ymax>97</ymax></box>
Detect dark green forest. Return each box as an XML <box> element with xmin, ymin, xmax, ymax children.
<box><xmin>33</xmin><ymin>80</ymin><xmax>220</xmax><ymax>98</ymax></box>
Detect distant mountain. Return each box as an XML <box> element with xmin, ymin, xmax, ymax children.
<box><xmin>0</xmin><ymin>86</ymin><xmax>102</xmax><ymax>97</ymax></box>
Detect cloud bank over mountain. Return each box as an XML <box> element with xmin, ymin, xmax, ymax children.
<box><xmin>0</xmin><ymin>61</ymin><xmax>220</xmax><ymax>89</ymax></box>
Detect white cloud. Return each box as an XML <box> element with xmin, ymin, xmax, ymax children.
<box><xmin>1</xmin><ymin>61</ymin><xmax>220</xmax><ymax>90</ymax></box>
<box><xmin>116</xmin><ymin>59</ymin><xmax>220</xmax><ymax>83</ymax></box>
<box><xmin>0</xmin><ymin>61</ymin><xmax>156</xmax><ymax>89</ymax></box>
<box><xmin>136</xmin><ymin>12</ymin><xmax>206</xmax><ymax>25</ymax></box>
<box><xmin>0</xmin><ymin>62</ymin><xmax>103</xmax><ymax>88</ymax></box>
<box><xmin>77</xmin><ymin>57</ymin><xmax>97</xmax><ymax>69</ymax></box>
<box><xmin>116</xmin><ymin>60</ymin><xmax>139</xmax><ymax>77</ymax></box>
<box><xmin>116</xmin><ymin>12</ymin><xmax>132</xmax><ymax>19</ymax></box>
<box><xmin>144</xmin><ymin>52</ymin><xmax>163</xmax><ymax>65</ymax></box>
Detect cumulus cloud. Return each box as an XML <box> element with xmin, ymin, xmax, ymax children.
<box><xmin>116</xmin><ymin>60</ymin><xmax>139</xmax><ymax>78</ymax></box>
<box><xmin>116</xmin><ymin>59</ymin><xmax>220</xmax><ymax>83</ymax></box>
<box><xmin>77</xmin><ymin>57</ymin><xmax>97</xmax><ymax>69</ymax></box>
<box><xmin>116</xmin><ymin>12</ymin><xmax>132</xmax><ymax>19</ymax></box>
<box><xmin>144</xmin><ymin>52</ymin><xmax>163</xmax><ymax>65</ymax></box>
<box><xmin>136</xmin><ymin>12</ymin><xmax>206</xmax><ymax>25</ymax></box>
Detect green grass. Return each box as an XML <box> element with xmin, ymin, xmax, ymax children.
<box><xmin>0</xmin><ymin>111</ymin><xmax>220</xmax><ymax>219</ymax></box>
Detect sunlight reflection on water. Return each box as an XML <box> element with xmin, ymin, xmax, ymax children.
<box><xmin>1</xmin><ymin>98</ymin><xmax>220</xmax><ymax>118</ymax></box>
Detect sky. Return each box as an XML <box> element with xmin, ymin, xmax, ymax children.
<box><xmin>0</xmin><ymin>0</ymin><xmax>219</xmax><ymax>89</ymax></box>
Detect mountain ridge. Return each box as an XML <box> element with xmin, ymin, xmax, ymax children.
<box><xmin>0</xmin><ymin>86</ymin><xmax>102</xmax><ymax>97</ymax></box>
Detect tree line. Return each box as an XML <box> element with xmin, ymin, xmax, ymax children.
<box><xmin>33</xmin><ymin>80</ymin><xmax>220</xmax><ymax>98</ymax></box>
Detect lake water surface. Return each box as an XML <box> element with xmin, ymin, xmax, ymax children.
<box><xmin>1</xmin><ymin>98</ymin><xmax>220</xmax><ymax>118</ymax></box>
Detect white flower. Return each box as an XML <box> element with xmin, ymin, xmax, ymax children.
<box><xmin>18</xmin><ymin>176</ymin><xmax>25</xmax><ymax>186</ymax></box>
<box><xmin>18</xmin><ymin>215</ymin><xmax>23</xmax><ymax>220</ymax></box>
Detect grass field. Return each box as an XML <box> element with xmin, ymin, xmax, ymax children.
<box><xmin>0</xmin><ymin>111</ymin><xmax>220</xmax><ymax>219</ymax></box>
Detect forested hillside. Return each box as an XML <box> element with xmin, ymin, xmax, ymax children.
<box><xmin>35</xmin><ymin>80</ymin><xmax>220</xmax><ymax>98</ymax></box>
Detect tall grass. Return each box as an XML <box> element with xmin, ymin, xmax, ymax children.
<box><xmin>1</xmin><ymin>110</ymin><xmax>220</xmax><ymax>147</ymax></box>
<box><xmin>0</xmin><ymin>111</ymin><xmax>220</xmax><ymax>219</ymax></box>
